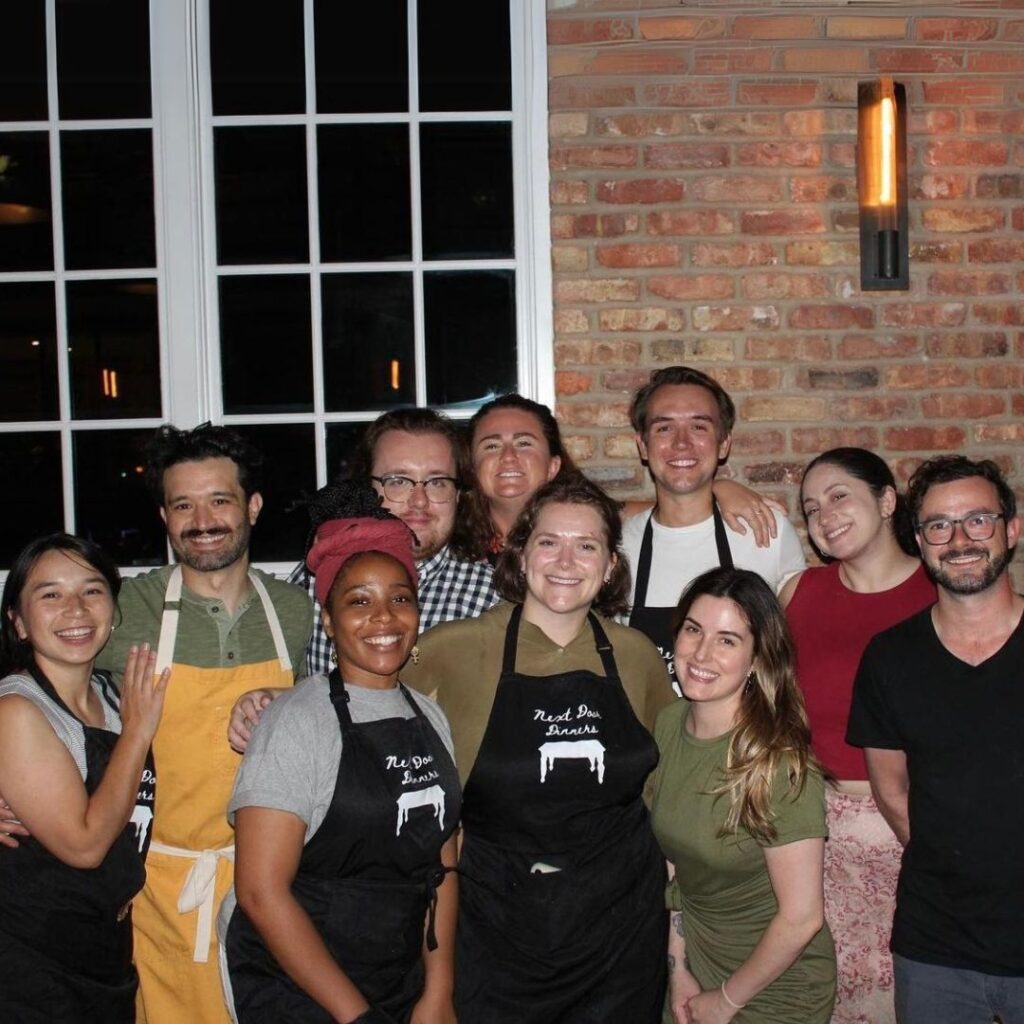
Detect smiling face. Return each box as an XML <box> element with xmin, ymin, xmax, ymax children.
<box><xmin>636</xmin><ymin>384</ymin><xmax>731</xmax><ymax>501</ymax></box>
<box><xmin>321</xmin><ymin>552</ymin><xmax>419</xmax><ymax>688</ymax></box>
<box><xmin>674</xmin><ymin>594</ymin><xmax>756</xmax><ymax>724</ymax></box>
<box><xmin>916</xmin><ymin>476</ymin><xmax>1019</xmax><ymax>595</ymax></box>
<box><xmin>471</xmin><ymin>408</ymin><xmax>561</xmax><ymax>510</ymax></box>
<box><xmin>521</xmin><ymin>502</ymin><xmax>615</xmax><ymax>620</ymax></box>
<box><xmin>160</xmin><ymin>457</ymin><xmax>262</xmax><ymax>573</ymax></box>
<box><xmin>12</xmin><ymin>549</ymin><xmax>116</xmax><ymax>682</ymax></box>
<box><xmin>801</xmin><ymin>463</ymin><xmax>895</xmax><ymax>563</ymax></box>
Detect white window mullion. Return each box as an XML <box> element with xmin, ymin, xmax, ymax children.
<box><xmin>407</xmin><ymin>0</ymin><xmax>427</xmax><ymax>408</ymax></box>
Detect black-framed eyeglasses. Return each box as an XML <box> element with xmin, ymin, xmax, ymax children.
<box><xmin>916</xmin><ymin>512</ymin><xmax>1004</xmax><ymax>546</ymax></box>
<box><xmin>371</xmin><ymin>475</ymin><xmax>459</xmax><ymax>504</ymax></box>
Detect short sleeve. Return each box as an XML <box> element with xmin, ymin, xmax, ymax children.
<box><xmin>845</xmin><ymin>639</ymin><xmax>903</xmax><ymax>751</ymax></box>
<box><xmin>775</xmin><ymin>514</ymin><xmax>808</xmax><ymax>592</ymax></box>
<box><xmin>766</xmin><ymin>764</ymin><xmax>827</xmax><ymax>848</ymax></box>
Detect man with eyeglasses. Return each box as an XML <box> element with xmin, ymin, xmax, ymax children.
<box><xmin>848</xmin><ymin>454</ymin><xmax>1024</xmax><ymax>1024</ymax></box>
<box><xmin>289</xmin><ymin>408</ymin><xmax>498</xmax><ymax>677</ymax></box>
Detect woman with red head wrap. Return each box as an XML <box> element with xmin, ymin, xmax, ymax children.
<box><xmin>220</xmin><ymin>483</ymin><xmax>460</xmax><ymax>1024</ymax></box>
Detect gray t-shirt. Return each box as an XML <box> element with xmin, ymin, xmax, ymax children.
<box><xmin>217</xmin><ymin>674</ymin><xmax>455</xmax><ymax>939</ymax></box>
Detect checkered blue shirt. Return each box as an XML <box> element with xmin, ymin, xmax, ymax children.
<box><xmin>289</xmin><ymin>545</ymin><xmax>499</xmax><ymax>678</ymax></box>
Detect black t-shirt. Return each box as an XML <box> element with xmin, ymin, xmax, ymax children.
<box><xmin>847</xmin><ymin>605</ymin><xmax>1024</xmax><ymax>976</ymax></box>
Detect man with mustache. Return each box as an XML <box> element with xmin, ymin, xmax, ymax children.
<box><xmin>848</xmin><ymin>455</ymin><xmax>1024</xmax><ymax>1024</ymax></box>
<box><xmin>96</xmin><ymin>424</ymin><xmax>312</xmax><ymax>1023</ymax></box>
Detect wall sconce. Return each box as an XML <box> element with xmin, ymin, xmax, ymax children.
<box><xmin>857</xmin><ymin>78</ymin><xmax>908</xmax><ymax>291</ymax></box>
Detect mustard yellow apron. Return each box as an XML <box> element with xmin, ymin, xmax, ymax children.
<box><xmin>135</xmin><ymin>567</ymin><xmax>294</xmax><ymax>1024</ymax></box>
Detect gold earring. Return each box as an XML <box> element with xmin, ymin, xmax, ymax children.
<box><xmin>410</xmin><ymin>645</ymin><xmax>421</xmax><ymax>665</ymax></box>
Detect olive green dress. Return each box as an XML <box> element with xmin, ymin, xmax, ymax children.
<box><xmin>651</xmin><ymin>701</ymin><xmax>836</xmax><ymax>1024</ymax></box>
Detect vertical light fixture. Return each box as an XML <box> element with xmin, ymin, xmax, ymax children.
<box><xmin>857</xmin><ymin>77</ymin><xmax>909</xmax><ymax>290</ymax></box>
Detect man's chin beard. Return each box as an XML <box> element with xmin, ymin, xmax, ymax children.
<box><xmin>924</xmin><ymin>545</ymin><xmax>1014</xmax><ymax>595</ymax></box>
<box><xmin>172</xmin><ymin>529</ymin><xmax>250</xmax><ymax>573</ymax></box>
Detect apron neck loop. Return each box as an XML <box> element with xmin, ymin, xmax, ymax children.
<box><xmin>503</xmin><ymin>604</ymin><xmax>619</xmax><ymax>681</ymax></box>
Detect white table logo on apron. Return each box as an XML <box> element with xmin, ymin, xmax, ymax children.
<box><xmin>385</xmin><ymin>753</ymin><xmax>446</xmax><ymax>836</ymax></box>
<box><xmin>534</xmin><ymin>703</ymin><xmax>606</xmax><ymax>784</ymax></box>
<box><xmin>539</xmin><ymin>740</ymin><xmax>606</xmax><ymax>784</ymax></box>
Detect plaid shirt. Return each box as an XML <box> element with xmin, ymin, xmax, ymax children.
<box><xmin>289</xmin><ymin>545</ymin><xmax>499</xmax><ymax>678</ymax></box>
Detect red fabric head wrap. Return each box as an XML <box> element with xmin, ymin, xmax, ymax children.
<box><xmin>306</xmin><ymin>517</ymin><xmax>418</xmax><ymax>606</ymax></box>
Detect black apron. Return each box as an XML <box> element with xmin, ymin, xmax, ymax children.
<box><xmin>0</xmin><ymin>664</ymin><xmax>155</xmax><ymax>1023</ymax></box>
<box><xmin>628</xmin><ymin>503</ymin><xmax>734</xmax><ymax>690</ymax></box>
<box><xmin>455</xmin><ymin>605</ymin><xmax>667</xmax><ymax>1024</ymax></box>
<box><xmin>226</xmin><ymin>672</ymin><xmax>461</xmax><ymax>1023</ymax></box>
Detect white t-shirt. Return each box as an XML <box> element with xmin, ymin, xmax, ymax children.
<box><xmin>621</xmin><ymin>508</ymin><xmax>806</xmax><ymax>609</ymax></box>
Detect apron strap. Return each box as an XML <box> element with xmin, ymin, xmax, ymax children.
<box><xmin>585</xmin><ymin>612</ymin><xmax>620</xmax><ymax>682</ymax></box>
<box><xmin>503</xmin><ymin>604</ymin><xmax>620</xmax><ymax>682</ymax></box>
<box><xmin>712</xmin><ymin>501</ymin><xmax>734</xmax><ymax>570</ymax></box>
<box><xmin>501</xmin><ymin>603</ymin><xmax>526</xmax><ymax>676</ymax></box>
<box><xmin>248</xmin><ymin>571</ymin><xmax>293</xmax><ymax>673</ymax></box>
<box><xmin>327</xmin><ymin>668</ymin><xmax>354</xmax><ymax>732</ymax></box>
<box><xmin>633</xmin><ymin>511</ymin><xmax>656</xmax><ymax>609</ymax></box>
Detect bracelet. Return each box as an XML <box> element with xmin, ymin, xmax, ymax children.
<box><xmin>721</xmin><ymin>980</ymin><xmax>748</xmax><ymax>1010</ymax></box>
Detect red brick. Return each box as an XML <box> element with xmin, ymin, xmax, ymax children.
<box><xmin>1015</xmin><ymin>208</ymin><xmax>1024</xmax><ymax>232</ymax></box>
<box><xmin>555</xmin><ymin>278</ymin><xmax>640</xmax><ymax>303</ymax></box>
<box><xmin>972</xmin><ymin>303</ymin><xmax>1024</xmax><ymax>326</ymax></box>
<box><xmin>596</xmin><ymin>178</ymin><xmax>685</xmax><ymax>204</ymax></box>
<box><xmin>782</xmin><ymin>111</ymin><xmax>830</xmax><ymax>136</ymax></box>
<box><xmin>790</xmin><ymin>305</ymin><xmax>874</xmax><ymax>330</ymax></box>
<box><xmin>790</xmin><ymin>175</ymin><xmax>856</xmax><ymax>203</ymax></box>
<box><xmin>648</xmin><ymin>210</ymin><xmax>734</xmax><ymax>236</ymax></box>
<box><xmin>650</xmin><ymin>338</ymin><xmax>736</xmax><ymax>363</ymax></box>
<box><xmin>547</xmin><ymin>18</ymin><xmax>633</xmax><ymax>45</ymax></box>
<box><xmin>731</xmin><ymin>430</ymin><xmax>787</xmax><ymax>456</ymax></box>
<box><xmin>550</xmin><ymin>180</ymin><xmax>590</xmax><ymax>206</ymax></box>
<box><xmin>643</xmin><ymin>143</ymin><xmax>729</xmax><ymax>170</ymax></box>
<box><xmin>551</xmin><ymin>246</ymin><xmax>588</xmax><ymax>272</ymax></box>
<box><xmin>911</xmin><ymin>109</ymin><xmax>959</xmax><ymax>134</ymax></box>
<box><xmin>880</xmin><ymin>303</ymin><xmax>967</xmax><ymax>327</ymax></box>
<box><xmin>745</xmin><ymin>336</ymin><xmax>831</xmax><ymax>361</ymax></box>
<box><xmin>874</xmin><ymin>48</ymin><xmax>964</xmax><ymax>73</ymax></box>
<box><xmin>785</xmin><ymin>240</ymin><xmax>859</xmax><ymax>266</ymax></box>
<box><xmin>587</xmin><ymin>49</ymin><xmax>689</xmax><ymax>76</ymax></box>
<box><xmin>736</xmin><ymin>142</ymin><xmax>822</xmax><ymax>168</ymax></box>
<box><xmin>968</xmin><ymin>52</ymin><xmax>1024</xmax><ymax>73</ymax></box>
<box><xmin>549</xmin><ymin>82</ymin><xmax>637</xmax><ymax>110</ymax></box>
<box><xmin>694</xmin><ymin>50</ymin><xmax>772</xmax><ymax>75</ymax></box>
<box><xmin>909</xmin><ymin>241</ymin><xmax>963</xmax><ymax>263</ymax></box>
<box><xmin>692</xmin><ymin>175</ymin><xmax>784</xmax><ymax>203</ymax></box>
<box><xmin>601</xmin><ymin>370</ymin><xmax>657</xmax><ymax>394</ymax></box>
<box><xmin>1005</xmin><ymin>21</ymin><xmax>1024</xmax><ymax>41</ymax></box>
<box><xmin>924</xmin><ymin>331</ymin><xmax>1009</xmax><ymax>357</ymax></box>
<box><xmin>638</xmin><ymin>16</ymin><xmax>725</xmax><ymax>40</ymax></box>
<box><xmin>742</xmin><ymin>209</ymin><xmax>826</xmax><ymax>236</ymax></box>
<box><xmin>921</xmin><ymin>79</ymin><xmax>1006</xmax><ymax>105</ymax></box>
<box><xmin>598</xmin><ymin>307</ymin><xmax>684</xmax><ymax>332</ymax></box>
<box><xmin>603</xmin><ymin>433</ymin><xmax>640</xmax><ymax>460</ymax></box>
<box><xmin>737</xmin><ymin>81</ymin><xmax>818</xmax><ymax>106</ymax></box>
<box><xmin>550</xmin><ymin>146</ymin><xmax>638</xmax><ymax>171</ymax></box>
<box><xmin>595</xmin><ymin>113</ymin><xmax>686</xmax><ymax>138</ymax></box>
<box><xmin>792</xmin><ymin>427</ymin><xmax>879</xmax><ymax>453</ymax></box>
<box><xmin>968</xmin><ymin>239</ymin><xmax>1024</xmax><ymax>263</ymax></box>
<box><xmin>922</xmin><ymin>207</ymin><xmax>1005</xmax><ymax>232</ymax></box>
<box><xmin>646</xmin><ymin>275</ymin><xmax>734</xmax><ymax>301</ymax></box>
<box><xmin>692</xmin><ymin>242</ymin><xmax>778</xmax><ymax>268</ymax></box>
<box><xmin>550</xmin><ymin>112</ymin><xmax>588</xmax><ymax>138</ymax></box>
<box><xmin>643</xmin><ymin>82</ymin><xmax>731</xmax><ymax>108</ymax></box>
<box><xmin>596</xmin><ymin>243</ymin><xmax>680</xmax><ymax>269</ymax></box>
<box><xmin>916</xmin><ymin>18</ymin><xmax>998</xmax><ymax>42</ymax></box>
<box><xmin>975</xmin><ymin>424</ymin><xmax>1024</xmax><ymax>443</ymax></box>
<box><xmin>884</xmin><ymin>365</ymin><xmax>970</xmax><ymax>389</ymax></box>
<box><xmin>742</xmin><ymin>396</ymin><xmax>826</xmax><ymax>421</ymax></box>
<box><xmin>928</xmin><ymin>271</ymin><xmax>1012</xmax><ymax>296</ymax></box>
<box><xmin>562</xmin><ymin>434</ymin><xmax>596</xmax><ymax>463</ymax></box>
<box><xmin>732</xmin><ymin>16</ymin><xmax>818</xmax><ymax>40</ymax></box>
<box><xmin>963</xmin><ymin>111</ymin><xmax>1024</xmax><ymax>135</ymax></box>
<box><xmin>833</xmin><ymin>396</ymin><xmax>915</xmax><ymax>420</ymax></box>
<box><xmin>803</xmin><ymin>367</ymin><xmax>879</xmax><ymax>390</ymax></box>
<box><xmin>554</xmin><ymin>309</ymin><xmax>589</xmax><ymax>334</ymax></box>
<box><xmin>828</xmin><ymin>16</ymin><xmax>907</xmax><ymax>40</ymax></box>
<box><xmin>706</xmin><ymin>367</ymin><xmax>783</xmax><ymax>392</ymax></box>
<box><xmin>693</xmin><ymin>305</ymin><xmax>781</xmax><ymax>332</ymax></box>
<box><xmin>975</xmin><ymin>173</ymin><xmax>1024</xmax><ymax>199</ymax></box>
<box><xmin>688</xmin><ymin>112</ymin><xmax>780</xmax><ymax>137</ymax></box>
<box><xmin>921</xmin><ymin>394</ymin><xmax>1005</xmax><ymax>418</ymax></box>
<box><xmin>832</xmin><ymin>210</ymin><xmax>860</xmax><ymax>233</ymax></box>
<box><xmin>742</xmin><ymin>272</ymin><xmax>830</xmax><ymax>300</ymax></box>
<box><xmin>556</xmin><ymin>402</ymin><xmax>631</xmax><ymax>429</ymax></box>
<box><xmin>783</xmin><ymin>48</ymin><xmax>868</xmax><ymax>73</ymax></box>
<box><xmin>911</xmin><ymin>173</ymin><xmax>970</xmax><ymax>200</ymax></box>
<box><xmin>837</xmin><ymin>334</ymin><xmax>920</xmax><ymax>359</ymax></box>
<box><xmin>975</xmin><ymin>365</ymin><xmax>1024</xmax><ymax>388</ymax></box>
<box><xmin>744</xmin><ymin>462</ymin><xmax>806</xmax><ymax>486</ymax></box>
<box><xmin>553</xmin><ymin>213</ymin><xmax>640</xmax><ymax>239</ymax></box>
<box><xmin>885</xmin><ymin>426</ymin><xmax>966</xmax><ymax>450</ymax></box>
<box><xmin>554</xmin><ymin>370</ymin><xmax>593</xmax><ymax>396</ymax></box>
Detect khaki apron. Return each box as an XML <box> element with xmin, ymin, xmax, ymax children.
<box><xmin>135</xmin><ymin>567</ymin><xmax>293</xmax><ymax>1024</ymax></box>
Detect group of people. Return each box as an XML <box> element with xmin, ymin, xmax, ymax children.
<box><xmin>0</xmin><ymin>365</ymin><xmax>1020</xmax><ymax>1024</ymax></box>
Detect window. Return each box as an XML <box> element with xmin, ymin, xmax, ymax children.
<box><xmin>0</xmin><ymin>0</ymin><xmax>552</xmax><ymax>571</ymax></box>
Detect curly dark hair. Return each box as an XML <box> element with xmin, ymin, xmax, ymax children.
<box><xmin>493</xmin><ymin>472</ymin><xmax>631</xmax><ymax>618</ymax></box>
<box><xmin>906</xmin><ymin>454</ymin><xmax>1017</xmax><ymax>527</ymax></box>
<box><xmin>143</xmin><ymin>422</ymin><xmax>263</xmax><ymax>505</ymax></box>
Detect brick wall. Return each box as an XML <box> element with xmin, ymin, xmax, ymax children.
<box><xmin>546</xmin><ymin>2</ymin><xmax>1024</xmax><ymax>553</ymax></box>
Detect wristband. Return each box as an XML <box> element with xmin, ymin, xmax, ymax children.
<box><xmin>721</xmin><ymin>980</ymin><xmax>748</xmax><ymax>1010</ymax></box>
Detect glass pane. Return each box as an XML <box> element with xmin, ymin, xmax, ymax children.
<box><xmin>321</xmin><ymin>273</ymin><xmax>414</xmax><ymax>412</ymax></box>
<box><xmin>418</xmin><ymin>0</ymin><xmax>510</xmax><ymax>112</ymax></box>
<box><xmin>61</xmin><ymin>129</ymin><xmax>155</xmax><ymax>270</ymax></box>
<box><xmin>219</xmin><ymin>275</ymin><xmax>313</xmax><ymax>414</ymax></box>
<box><xmin>318</xmin><ymin>125</ymin><xmax>411</xmax><ymax>262</ymax></box>
<box><xmin>0</xmin><ymin>432</ymin><xmax>64</xmax><ymax>566</ymax></box>
<box><xmin>67</xmin><ymin>279</ymin><xmax>161</xmax><ymax>420</ymax></box>
<box><xmin>0</xmin><ymin>3</ymin><xmax>48</xmax><ymax>121</ymax></box>
<box><xmin>231</xmin><ymin>423</ymin><xmax>316</xmax><ymax>563</ymax></box>
<box><xmin>56</xmin><ymin>0</ymin><xmax>151</xmax><ymax>120</ymax></box>
<box><xmin>73</xmin><ymin>428</ymin><xmax>166</xmax><ymax>567</ymax></box>
<box><xmin>420</xmin><ymin>123</ymin><xmax>513</xmax><ymax>259</ymax></box>
<box><xmin>210</xmin><ymin>0</ymin><xmax>305</xmax><ymax>115</ymax></box>
<box><xmin>214</xmin><ymin>126</ymin><xmax>308</xmax><ymax>265</ymax></box>
<box><xmin>0</xmin><ymin>131</ymin><xmax>53</xmax><ymax>272</ymax></box>
<box><xmin>424</xmin><ymin>270</ymin><xmax>516</xmax><ymax>407</ymax></box>
<box><xmin>315</xmin><ymin>0</ymin><xmax>407</xmax><ymax>114</ymax></box>
<box><xmin>0</xmin><ymin>282</ymin><xmax>59</xmax><ymax>421</ymax></box>
<box><xmin>325</xmin><ymin>421</ymin><xmax>373</xmax><ymax>482</ymax></box>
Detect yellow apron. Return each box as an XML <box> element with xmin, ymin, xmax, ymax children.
<box><xmin>135</xmin><ymin>567</ymin><xmax>294</xmax><ymax>1024</ymax></box>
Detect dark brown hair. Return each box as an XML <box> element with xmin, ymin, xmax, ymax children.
<box><xmin>629</xmin><ymin>366</ymin><xmax>736</xmax><ymax>440</ymax></box>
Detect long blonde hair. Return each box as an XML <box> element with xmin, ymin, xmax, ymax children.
<box><xmin>674</xmin><ymin>567</ymin><xmax>823</xmax><ymax>843</ymax></box>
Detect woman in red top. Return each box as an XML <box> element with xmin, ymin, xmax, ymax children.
<box><xmin>781</xmin><ymin>448</ymin><xmax>935</xmax><ymax>1024</ymax></box>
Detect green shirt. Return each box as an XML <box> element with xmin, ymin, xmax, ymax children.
<box><xmin>97</xmin><ymin>565</ymin><xmax>312</xmax><ymax>683</ymax></box>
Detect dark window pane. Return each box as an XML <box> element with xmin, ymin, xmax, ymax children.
<box><xmin>325</xmin><ymin>421</ymin><xmax>373</xmax><ymax>482</ymax></box>
<box><xmin>74</xmin><ymin>428</ymin><xmax>166</xmax><ymax>567</ymax></box>
<box><xmin>210</xmin><ymin>0</ymin><xmax>305</xmax><ymax>115</ymax></box>
<box><xmin>61</xmin><ymin>129</ymin><xmax>155</xmax><ymax>270</ymax></box>
<box><xmin>420</xmin><ymin>123</ymin><xmax>513</xmax><ymax>259</ymax></box>
<box><xmin>67</xmin><ymin>279</ymin><xmax>161</xmax><ymax>419</ymax></box>
<box><xmin>321</xmin><ymin>273</ymin><xmax>414</xmax><ymax>412</ymax></box>
<box><xmin>0</xmin><ymin>432</ymin><xmax>64</xmax><ymax>566</ymax></box>
<box><xmin>214</xmin><ymin>126</ymin><xmax>308</xmax><ymax>265</ymax></box>
<box><xmin>0</xmin><ymin>3</ymin><xmax>48</xmax><ymax>121</ymax></box>
<box><xmin>418</xmin><ymin>0</ymin><xmax>510</xmax><ymax>112</ymax></box>
<box><xmin>315</xmin><ymin>0</ymin><xmax>407</xmax><ymax>113</ymax></box>
<box><xmin>219</xmin><ymin>275</ymin><xmax>313</xmax><ymax>414</ymax></box>
<box><xmin>318</xmin><ymin>125</ymin><xmax>411</xmax><ymax>262</ymax></box>
<box><xmin>231</xmin><ymin>423</ymin><xmax>316</xmax><ymax>563</ymax></box>
<box><xmin>0</xmin><ymin>131</ymin><xmax>53</xmax><ymax>271</ymax></box>
<box><xmin>56</xmin><ymin>0</ymin><xmax>151</xmax><ymax>120</ymax></box>
<box><xmin>0</xmin><ymin>282</ymin><xmax>59</xmax><ymax>421</ymax></box>
<box><xmin>424</xmin><ymin>271</ymin><xmax>516</xmax><ymax>407</ymax></box>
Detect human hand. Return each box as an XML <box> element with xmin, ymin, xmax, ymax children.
<box><xmin>714</xmin><ymin>479</ymin><xmax>784</xmax><ymax>548</ymax></box>
<box><xmin>228</xmin><ymin>689</ymin><xmax>277</xmax><ymax>753</ymax></box>
<box><xmin>118</xmin><ymin>644</ymin><xmax>171</xmax><ymax>743</ymax></box>
<box><xmin>668</xmin><ymin>968</ymin><xmax>702</xmax><ymax>1024</ymax></box>
<box><xmin>0</xmin><ymin>793</ymin><xmax>30</xmax><ymax>848</ymax></box>
<box><xmin>686</xmin><ymin>988</ymin><xmax>738</xmax><ymax>1024</ymax></box>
